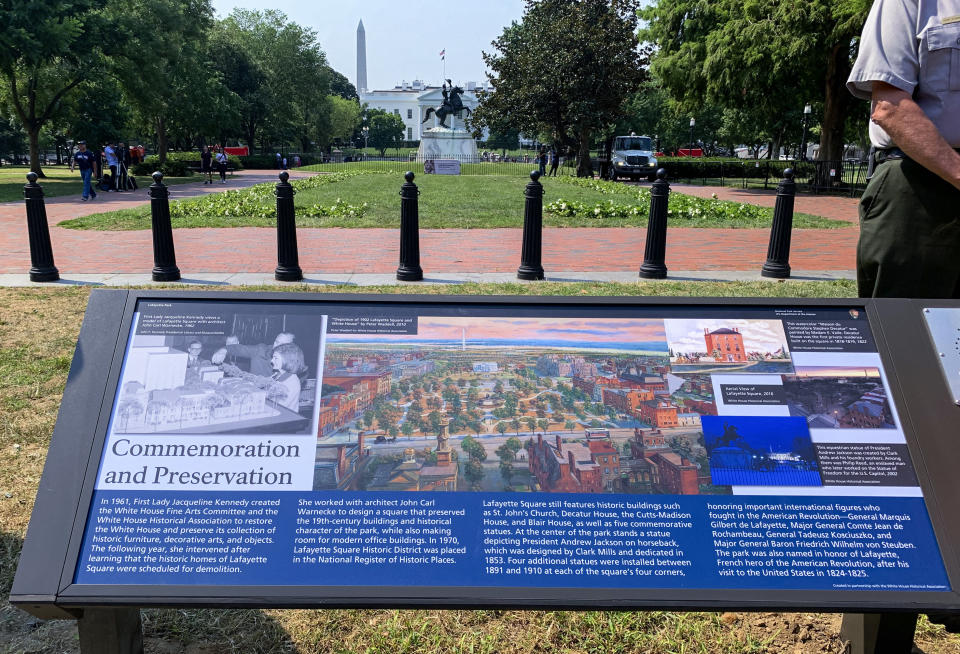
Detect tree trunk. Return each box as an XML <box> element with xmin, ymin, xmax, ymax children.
<box><xmin>28</xmin><ymin>128</ymin><xmax>45</xmax><ymax>178</ymax></box>
<box><xmin>820</xmin><ymin>42</ymin><xmax>855</xmax><ymax>162</ymax></box>
<box><xmin>576</xmin><ymin>125</ymin><xmax>593</xmax><ymax>178</ymax></box>
<box><xmin>156</xmin><ymin>116</ymin><xmax>168</xmax><ymax>164</ymax></box>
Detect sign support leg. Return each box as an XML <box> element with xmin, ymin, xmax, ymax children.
<box><xmin>840</xmin><ymin>612</ymin><xmax>917</xmax><ymax>654</ymax></box>
<box><xmin>78</xmin><ymin>607</ymin><xmax>143</xmax><ymax>654</ymax></box>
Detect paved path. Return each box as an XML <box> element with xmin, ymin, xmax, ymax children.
<box><xmin>0</xmin><ymin>172</ymin><xmax>859</xmax><ymax>280</ymax></box>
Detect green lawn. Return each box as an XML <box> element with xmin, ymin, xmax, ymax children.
<box><xmin>0</xmin><ymin>165</ymin><xmax>196</xmax><ymax>203</ymax></box>
<box><xmin>59</xmin><ymin>171</ymin><xmax>849</xmax><ymax>231</ymax></box>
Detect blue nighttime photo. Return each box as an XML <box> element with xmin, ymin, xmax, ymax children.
<box><xmin>700</xmin><ymin>415</ymin><xmax>822</xmax><ymax>486</ymax></box>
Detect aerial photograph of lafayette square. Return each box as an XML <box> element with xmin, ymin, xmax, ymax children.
<box><xmin>311</xmin><ymin>315</ymin><xmax>729</xmax><ymax>495</ymax></box>
<box><xmin>781</xmin><ymin>366</ymin><xmax>896</xmax><ymax>429</ymax></box>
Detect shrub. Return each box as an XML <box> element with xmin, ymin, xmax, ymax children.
<box><xmin>654</xmin><ymin>158</ymin><xmax>816</xmax><ymax>180</ymax></box>
<box><xmin>131</xmin><ymin>151</ymin><xmax>244</xmax><ymax>177</ymax></box>
<box><xmin>131</xmin><ymin>156</ymin><xmax>190</xmax><ymax>177</ymax></box>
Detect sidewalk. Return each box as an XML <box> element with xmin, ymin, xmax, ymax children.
<box><xmin>0</xmin><ymin>173</ymin><xmax>859</xmax><ymax>285</ymax></box>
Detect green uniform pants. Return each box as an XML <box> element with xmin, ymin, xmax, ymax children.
<box><xmin>857</xmin><ymin>157</ymin><xmax>960</xmax><ymax>298</ymax></box>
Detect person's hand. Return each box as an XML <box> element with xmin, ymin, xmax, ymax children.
<box><xmin>225</xmin><ymin>335</ymin><xmax>239</xmax><ymax>346</ymax></box>
<box><xmin>211</xmin><ymin>348</ymin><xmax>227</xmax><ymax>364</ymax></box>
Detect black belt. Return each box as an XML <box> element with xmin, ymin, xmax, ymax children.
<box><xmin>874</xmin><ymin>147</ymin><xmax>907</xmax><ymax>164</ymax></box>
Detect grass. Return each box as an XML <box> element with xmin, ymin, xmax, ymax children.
<box><xmin>3</xmin><ymin>282</ymin><xmax>960</xmax><ymax>653</ymax></box>
<box><xmin>59</xmin><ymin>170</ymin><xmax>849</xmax><ymax>231</ymax></box>
<box><xmin>0</xmin><ymin>165</ymin><xmax>196</xmax><ymax>203</ymax></box>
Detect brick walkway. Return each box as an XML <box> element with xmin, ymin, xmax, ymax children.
<box><xmin>0</xmin><ymin>173</ymin><xmax>859</xmax><ymax>275</ymax></box>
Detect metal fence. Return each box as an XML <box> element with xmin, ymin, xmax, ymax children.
<box><xmin>656</xmin><ymin>159</ymin><xmax>870</xmax><ymax>197</ymax></box>
<box><xmin>301</xmin><ymin>153</ymin><xmax>580</xmax><ymax>178</ymax></box>
<box><xmin>300</xmin><ymin>154</ymin><xmax>869</xmax><ymax>196</ymax></box>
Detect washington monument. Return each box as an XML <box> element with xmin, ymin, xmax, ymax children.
<box><xmin>356</xmin><ymin>20</ymin><xmax>367</xmax><ymax>94</ymax></box>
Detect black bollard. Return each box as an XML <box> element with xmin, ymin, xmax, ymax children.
<box><xmin>517</xmin><ymin>170</ymin><xmax>545</xmax><ymax>280</ymax></box>
<box><xmin>396</xmin><ymin>171</ymin><xmax>423</xmax><ymax>281</ymax></box>
<box><xmin>23</xmin><ymin>172</ymin><xmax>59</xmax><ymax>282</ymax></box>
<box><xmin>639</xmin><ymin>168</ymin><xmax>670</xmax><ymax>279</ymax></box>
<box><xmin>274</xmin><ymin>171</ymin><xmax>303</xmax><ymax>281</ymax></box>
<box><xmin>148</xmin><ymin>171</ymin><xmax>181</xmax><ymax>282</ymax></box>
<box><xmin>761</xmin><ymin>168</ymin><xmax>796</xmax><ymax>279</ymax></box>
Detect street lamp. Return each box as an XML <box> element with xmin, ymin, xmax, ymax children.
<box><xmin>799</xmin><ymin>103</ymin><xmax>812</xmax><ymax>162</ymax></box>
<box><xmin>689</xmin><ymin>118</ymin><xmax>696</xmax><ymax>154</ymax></box>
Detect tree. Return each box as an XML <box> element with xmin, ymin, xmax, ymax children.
<box><xmin>640</xmin><ymin>0</ymin><xmax>870</xmax><ymax>161</ymax></box>
<box><xmin>325</xmin><ymin>95</ymin><xmax>361</xmax><ymax>146</ymax></box>
<box><xmin>328</xmin><ymin>69</ymin><xmax>358</xmax><ymax>101</ymax></box>
<box><xmin>401</xmin><ymin>421</ymin><xmax>414</xmax><ymax>439</ymax></box>
<box><xmin>214</xmin><ymin>9</ymin><xmax>330</xmax><ymax>153</ymax></box>
<box><xmin>461</xmin><ymin>434</ymin><xmax>487</xmax><ymax>462</ymax></box>
<box><xmin>113</xmin><ymin>0</ymin><xmax>218</xmax><ymax>163</ymax></box>
<box><xmin>474</xmin><ymin>0</ymin><xmax>646</xmax><ymax>177</ymax></box>
<box><xmin>564</xmin><ymin>419</ymin><xmax>577</xmax><ymax>431</ymax></box>
<box><xmin>484</xmin><ymin>125</ymin><xmax>520</xmax><ymax>154</ymax></box>
<box><xmin>496</xmin><ymin>422</ymin><xmax>508</xmax><ymax>436</ymax></box>
<box><xmin>0</xmin><ymin>0</ymin><xmax>126</xmax><ymax>175</ymax></box>
<box><xmin>365</xmin><ymin>108</ymin><xmax>405</xmax><ymax>156</ymax></box>
<box><xmin>463</xmin><ymin>460</ymin><xmax>485</xmax><ymax>489</ymax></box>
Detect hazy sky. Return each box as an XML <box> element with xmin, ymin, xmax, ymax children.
<box><xmin>328</xmin><ymin>317</ymin><xmax>666</xmax><ymax>345</ymax></box>
<box><xmin>210</xmin><ymin>0</ymin><xmax>527</xmax><ymax>91</ymax></box>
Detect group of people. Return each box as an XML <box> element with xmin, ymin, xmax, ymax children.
<box><xmin>536</xmin><ymin>147</ymin><xmax>562</xmax><ymax>177</ymax></box>
<box><xmin>274</xmin><ymin>152</ymin><xmax>302</xmax><ymax>169</ymax></box>
<box><xmin>69</xmin><ymin>141</ymin><xmax>145</xmax><ymax>201</ymax></box>
<box><xmin>183</xmin><ymin>331</ymin><xmax>307</xmax><ymax>413</ymax></box>
<box><xmin>200</xmin><ymin>145</ymin><xmax>230</xmax><ymax>185</ymax></box>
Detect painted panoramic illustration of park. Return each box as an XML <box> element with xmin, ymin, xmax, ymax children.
<box><xmin>311</xmin><ymin>315</ymin><xmax>738</xmax><ymax>496</ymax></box>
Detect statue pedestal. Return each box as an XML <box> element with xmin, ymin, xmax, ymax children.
<box><xmin>417</xmin><ymin>127</ymin><xmax>478</xmax><ymax>163</ymax></box>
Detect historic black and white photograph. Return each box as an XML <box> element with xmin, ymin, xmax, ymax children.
<box><xmin>112</xmin><ymin>302</ymin><xmax>326</xmax><ymax>435</ymax></box>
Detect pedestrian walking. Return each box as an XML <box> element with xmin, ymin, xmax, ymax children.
<box><xmin>200</xmin><ymin>145</ymin><xmax>213</xmax><ymax>184</ymax></box>
<box><xmin>548</xmin><ymin>147</ymin><xmax>560</xmax><ymax>177</ymax></box>
<box><xmin>847</xmin><ymin>0</ymin><xmax>960</xmax><ymax>298</ymax></box>
<box><xmin>70</xmin><ymin>141</ymin><xmax>99</xmax><ymax>201</ymax></box>
<box><xmin>215</xmin><ymin>149</ymin><xmax>228</xmax><ymax>183</ymax></box>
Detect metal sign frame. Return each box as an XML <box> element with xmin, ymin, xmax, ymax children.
<box><xmin>11</xmin><ymin>290</ymin><xmax>960</xmax><ymax>618</ymax></box>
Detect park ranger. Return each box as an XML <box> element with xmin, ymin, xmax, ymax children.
<box><xmin>847</xmin><ymin>0</ymin><xmax>960</xmax><ymax>298</ymax></box>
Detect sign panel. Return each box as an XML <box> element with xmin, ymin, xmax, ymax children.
<box><xmin>423</xmin><ymin>159</ymin><xmax>461</xmax><ymax>175</ymax></box>
<box><xmin>69</xmin><ymin>298</ymin><xmax>950</xmax><ymax>594</ymax></box>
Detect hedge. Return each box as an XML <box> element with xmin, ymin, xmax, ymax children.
<box><xmin>654</xmin><ymin>158</ymin><xmax>817</xmax><ymax>180</ymax></box>
<box><xmin>131</xmin><ymin>151</ymin><xmax>245</xmax><ymax>177</ymax></box>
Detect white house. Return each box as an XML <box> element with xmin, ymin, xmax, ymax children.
<box><xmin>360</xmin><ymin>80</ymin><xmax>491</xmax><ymax>141</ymax></box>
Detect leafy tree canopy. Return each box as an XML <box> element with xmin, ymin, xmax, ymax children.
<box><xmin>640</xmin><ymin>0</ymin><xmax>870</xmax><ymax>160</ymax></box>
<box><xmin>473</xmin><ymin>0</ymin><xmax>647</xmax><ymax>176</ymax></box>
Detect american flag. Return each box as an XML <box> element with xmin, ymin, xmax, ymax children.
<box><xmin>439</xmin><ymin>49</ymin><xmax>445</xmax><ymax>60</ymax></box>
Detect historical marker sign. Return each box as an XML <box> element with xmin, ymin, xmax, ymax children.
<box><xmin>11</xmin><ymin>292</ymin><xmax>960</xmax><ymax>615</ymax></box>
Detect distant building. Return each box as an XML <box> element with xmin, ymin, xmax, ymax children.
<box><xmin>473</xmin><ymin>362</ymin><xmax>499</xmax><ymax>373</ymax></box>
<box><xmin>587</xmin><ymin>439</ymin><xmax>621</xmax><ymax>488</ymax></box>
<box><xmin>527</xmin><ymin>434</ymin><xmax>603</xmax><ymax>493</ymax></box>
<box><xmin>677</xmin><ymin>412</ymin><xmax>700</xmax><ymax>428</ymax></box>
<box><xmin>638</xmin><ymin>399</ymin><xmax>680</xmax><ymax>428</ymax></box>
<box><xmin>314</xmin><ymin>432</ymin><xmax>369</xmax><ymax>490</ymax></box>
<box><xmin>622</xmin><ymin>429</ymin><xmax>699</xmax><ymax>495</ymax></box>
<box><xmin>704</xmin><ymin>327</ymin><xmax>746</xmax><ymax>363</ymax></box>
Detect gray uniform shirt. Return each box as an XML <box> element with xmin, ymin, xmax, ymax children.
<box><xmin>847</xmin><ymin>0</ymin><xmax>960</xmax><ymax>148</ymax></box>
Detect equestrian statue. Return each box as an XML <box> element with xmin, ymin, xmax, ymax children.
<box><xmin>422</xmin><ymin>79</ymin><xmax>471</xmax><ymax>129</ymax></box>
